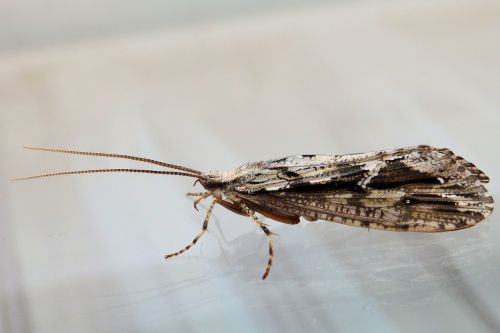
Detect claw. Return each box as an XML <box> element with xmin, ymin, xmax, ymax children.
<box><xmin>191</xmin><ymin>192</ymin><xmax>211</xmax><ymax>211</ymax></box>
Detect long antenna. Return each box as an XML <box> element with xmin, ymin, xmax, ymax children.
<box><xmin>11</xmin><ymin>169</ymin><xmax>205</xmax><ymax>181</ymax></box>
<box><xmin>23</xmin><ymin>146</ymin><xmax>203</xmax><ymax>175</ymax></box>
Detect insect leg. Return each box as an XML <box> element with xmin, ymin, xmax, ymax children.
<box><xmin>239</xmin><ymin>203</ymin><xmax>274</xmax><ymax>280</ymax></box>
<box><xmin>164</xmin><ymin>199</ymin><xmax>217</xmax><ymax>260</ymax></box>
<box><xmin>186</xmin><ymin>192</ymin><xmax>208</xmax><ymax>197</ymax></box>
<box><xmin>187</xmin><ymin>191</ymin><xmax>212</xmax><ymax>211</ymax></box>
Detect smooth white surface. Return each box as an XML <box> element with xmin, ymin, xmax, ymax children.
<box><xmin>1</xmin><ymin>1</ymin><xmax>500</xmax><ymax>332</ymax></box>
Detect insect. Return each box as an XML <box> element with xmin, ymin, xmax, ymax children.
<box><xmin>14</xmin><ymin>145</ymin><xmax>494</xmax><ymax>279</ymax></box>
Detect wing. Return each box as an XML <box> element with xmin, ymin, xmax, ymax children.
<box><xmin>237</xmin><ymin>182</ymin><xmax>494</xmax><ymax>232</ymax></box>
<box><xmin>234</xmin><ymin>145</ymin><xmax>490</xmax><ymax>193</ymax></box>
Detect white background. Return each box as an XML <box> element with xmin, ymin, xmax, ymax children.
<box><xmin>1</xmin><ymin>0</ymin><xmax>500</xmax><ymax>332</ymax></box>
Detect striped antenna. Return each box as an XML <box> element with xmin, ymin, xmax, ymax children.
<box><xmin>23</xmin><ymin>146</ymin><xmax>203</xmax><ymax>174</ymax></box>
<box><xmin>11</xmin><ymin>168</ymin><xmax>204</xmax><ymax>181</ymax></box>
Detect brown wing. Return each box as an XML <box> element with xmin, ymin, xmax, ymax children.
<box><xmin>236</xmin><ymin>182</ymin><xmax>494</xmax><ymax>232</ymax></box>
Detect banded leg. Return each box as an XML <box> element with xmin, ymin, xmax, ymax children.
<box><xmin>186</xmin><ymin>192</ymin><xmax>208</xmax><ymax>197</ymax></box>
<box><xmin>186</xmin><ymin>191</ymin><xmax>212</xmax><ymax>210</ymax></box>
<box><xmin>165</xmin><ymin>199</ymin><xmax>217</xmax><ymax>259</ymax></box>
<box><xmin>240</xmin><ymin>203</ymin><xmax>274</xmax><ymax>280</ymax></box>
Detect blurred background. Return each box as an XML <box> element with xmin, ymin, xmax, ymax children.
<box><xmin>1</xmin><ymin>0</ymin><xmax>500</xmax><ymax>332</ymax></box>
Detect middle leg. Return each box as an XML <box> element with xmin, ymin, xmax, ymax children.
<box><xmin>239</xmin><ymin>202</ymin><xmax>274</xmax><ymax>280</ymax></box>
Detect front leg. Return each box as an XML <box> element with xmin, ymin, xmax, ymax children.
<box><xmin>186</xmin><ymin>191</ymin><xmax>212</xmax><ymax>211</ymax></box>
<box><xmin>164</xmin><ymin>199</ymin><xmax>217</xmax><ymax>259</ymax></box>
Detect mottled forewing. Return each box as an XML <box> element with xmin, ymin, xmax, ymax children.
<box><xmin>234</xmin><ymin>145</ymin><xmax>489</xmax><ymax>193</ymax></box>
<box><xmin>235</xmin><ymin>145</ymin><xmax>493</xmax><ymax>231</ymax></box>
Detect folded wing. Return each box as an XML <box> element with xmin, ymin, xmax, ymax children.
<box><xmin>237</xmin><ymin>183</ymin><xmax>493</xmax><ymax>232</ymax></box>
<box><xmin>235</xmin><ymin>145</ymin><xmax>490</xmax><ymax>193</ymax></box>
<box><xmin>235</xmin><ymin>146</ymin><xmax>493</xmax><ymax>232</ymax></box>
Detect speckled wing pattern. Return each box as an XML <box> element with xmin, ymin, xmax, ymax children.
<box><xmin>234</xmin><ymin>145</ymin><xmax>494</xmax><ymax>232</ymax></box>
